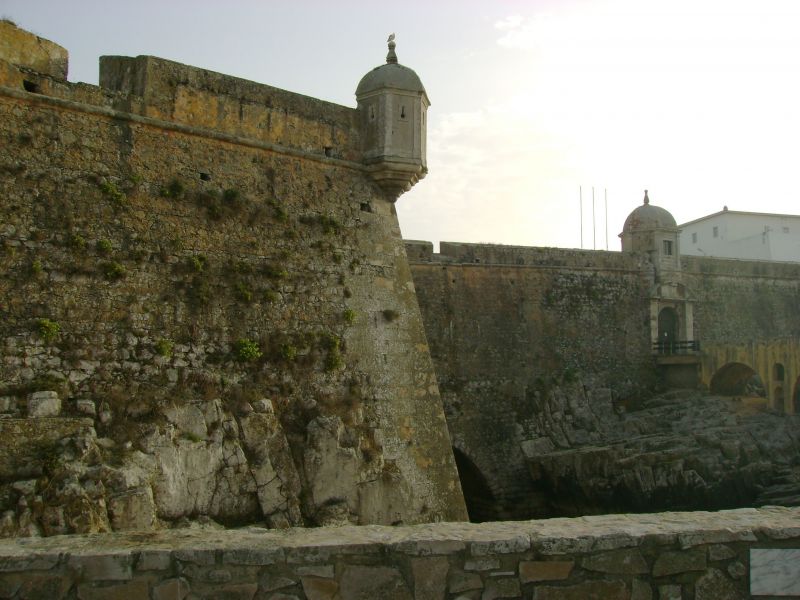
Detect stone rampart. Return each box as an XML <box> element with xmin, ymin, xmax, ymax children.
<box><xmin>0</xmin><ymin>506</ymin><xmax>797</xmax><ymax>599</ymax></box>
<box><xmin>407</xmin><ymin>240</ymin><xmax>800</xmax><ymax>519</ymax></box>
<box><xmin>0</xmin><ymin>24</ymin><xmax>466</xmax><ymax>535</ymax></box>
<box><xmin>407</xmin><ymin>242</ymin><xmax>657</xmax><ymax>519</ymax></box>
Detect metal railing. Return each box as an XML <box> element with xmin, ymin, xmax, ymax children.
<box><xmin>653</xmin><ymin>340</ymin><xmax>701</xmax><ymax>355</ymax></box>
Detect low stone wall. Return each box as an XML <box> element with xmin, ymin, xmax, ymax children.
<box><xmin>0</xmin><ymin>507</ymin><xmax>798</xmax><ymax>599</ymax></box>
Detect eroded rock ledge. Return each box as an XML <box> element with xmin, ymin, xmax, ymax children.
<box><xmin>0</xmin><ymin>506</ymin><xmax>797</xmax><ymax>599</ymax></box>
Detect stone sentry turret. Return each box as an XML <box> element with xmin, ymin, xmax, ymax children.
<box><xmin>356</xmin><ymin>35</ymin><xmax>429</xmax><ymax>200</ymax></box>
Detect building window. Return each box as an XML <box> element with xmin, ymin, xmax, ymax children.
<box><xmin>691</xmin><ymin>232</ymin><xmax>697</xmax><ymax>244</ymax></box>
<box><xmin>663</xmin><ymin>240</ymin><xmax>673</xmax><ymax>255</ymax></box>
<box><xmin>713</xmin><ymin>226</ymin><xmax>719</xmax><ymax>238</ymax></box>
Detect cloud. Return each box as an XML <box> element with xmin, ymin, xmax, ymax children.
<box><xmin>402</xmin><ymin>0</ymin><xmax>800</xmax><ymax>249</ymax></box>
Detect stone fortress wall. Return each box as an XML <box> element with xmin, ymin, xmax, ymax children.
<box><xmin>0</xmin><ymin>21</ymin><xmax>466</xmax><ymax>535</ymax></box>
<box><xmin>406</xmin><ymin>227</ymin><xmax>800</xmax><ymax>521</ymax></box>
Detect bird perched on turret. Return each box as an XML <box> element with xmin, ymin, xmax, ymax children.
<box><xmin>387</xmin><ymin>33</ymin><xmax>395</xmax><ymax>43</ymax></box>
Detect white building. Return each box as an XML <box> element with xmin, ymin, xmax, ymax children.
<box><xmin>679</xmin><ymin>208</ymin><xmax>800</xmax><ymax>262</ymax></box>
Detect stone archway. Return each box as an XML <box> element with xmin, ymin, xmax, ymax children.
<box><xmin>658</xmin><ymin>307</ymin><xmax>679</xmax><ymax>352</ymax></box>
<box><xmin>710</xmin><ymin>362</ymin><xmax>766</xmax><ymax>397</ymax></box>
<box><xmin>451</xmin><ymin>447</ymin><xmax>497</xmax><ymax>523</ymax></box>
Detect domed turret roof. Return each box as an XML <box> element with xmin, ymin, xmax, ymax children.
<box><xmin>623</xmin><ymin>190</ymin><xmax>677</xmax><ymax>232</ymax></box>
<box><xmin>356</xmin><ymin>37</ymin><xmax>427</xmax><ymax>97</ymax></box>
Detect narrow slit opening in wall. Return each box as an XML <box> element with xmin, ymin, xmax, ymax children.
<box><xmin>324</xmin><ymin>147</ymin><xmax>332</xmax><ymax>157</ymax></box>
<box><xmin>400</xmin><ymin>105</ymin><xmax>406</xmax><ymax>119</ymax></box>
<box><xmin>360</xmin><ymin>202</ymin><xmax>372</xmax><ymax>213</ymax></box>
<box><xmin>23</xmin><ymin>80</ymin><xmax>40</xmax><ymax>94</ymax></box>
<box><xmin>199</xmin><ymin>172</ymin><xmax>211</xmax><ymax>181</ymax></box>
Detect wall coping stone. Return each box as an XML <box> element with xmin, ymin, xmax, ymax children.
<box><xmin>0</xmin><ymin>506</ymin><xmax>795</xmax><ymax>561</ymax></box>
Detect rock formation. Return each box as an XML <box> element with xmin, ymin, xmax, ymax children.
<box><xmin>523</xmin><ymin>381</ymin><xmax>800</xmax><ymax>517</ymax></box>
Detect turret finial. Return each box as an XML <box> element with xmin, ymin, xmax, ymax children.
<box><xmin>387</xmin><ymin>33</ymin><xmax>398</xmax><ymax>64</ymax></box>
<box><xmin>644</xmin><ymin>189</ymin><xmax>650</xmax><ymax>205</ymax></box>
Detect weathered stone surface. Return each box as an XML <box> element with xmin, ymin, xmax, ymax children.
<box><xmin>27</xmin><ymin>391</ymin><xmax>60</xmax><ymax>417</ymax></box>
<box><xmin>222</xmin><ymin>548</ymin><xmax>284</xmax><ymax>566</ymax></box>
<box><xmin>448</xmin><ymin>571</ymin><xmax>483</xmax><ymax>593</ymax></box>
<box><xmin>300</xmin><ymin>577</ymin><xmax>338</xmax><ymax>600</ymax></box>
<box><xmin>0</xmin><ymin>578</ymin><xmax>20</xmax><ymax>599</ymax></box>
<box><xmin>173</xmin><ymin>549</ymin><xmax>216</xmax><ymax>565</ymax></box>
<box><xmin>77</xmin><ymin>580</ymin><xmax>149</xmax><ymax>600</ymax></box>
<box><xmin>303</xmin><ymin>416</ymin><xmax>360</xmax><ymax>520</ymax></box>
<box><xmin>707</xmin><ymin>544</ymin><xmax>736</xmax><ymax>561</ymax></box>
<box><xmin>657</xmin><ymin>584</ymin><xmax>681</xmax><ymax>600</ymax></box>
<box><xmin>727</xmin><ymin>560</ymin><xmax>745</xmax><ymax>579</ymax></box>
<box><xmin>19</xmin><ymin>575</ymin><xmax>73</xmax><ymax>599</ymax></box>
<box><xmin>694</xmin><ymin>569</ymin><xmax>748</xmax><ymax>600</ymax></box>
<box><xmin>631</xmin><ymin>579</ymin><xmax>652</xmax><ymax>600</ymax></box>
<box><xmin>464</xmin><ymin>558</ymin><xmax>500</xmax><ymax>571</ymax></box>
<box><xmin>194</xmin><ymin>583</ymin><xmax>258</xmax><ymax>599</ymax></box>
<box><xmin>297</xmin><ymin>565</ymin><xmax>334</xmax><ymax>578</ymax></box>
<box><xmin>152</xmin><ymin>577</ymin><xmax>190</xmax><ymax>600</ymax></box>
<box><xmin>519</xmin><ymin>560</ymin><xmax>574</xmax><ymax>582</ymax></box>
<box><xmin>0</xmin><ymin>553</ymin><xmax>59</xmax><ymax>572</ymax></box>
<box><xmin>164</xmin><ymin>404</ymin><xmax>207</xmax><ymax>441</ymax></box>
<box><xmin>535</xmin><ymin>580</ymin><xmax>628</xmax><ymax>600</ymax></box>
<box><xmin>411</xmin><ymin>556</ymin><xmax>448</xmax><ymax>599</ymax></box>
<box><xmin>470</xmin><ymin>535</ymin><xmax>529</xmax><ymax>556</ymax></box>
<box><xmin>108</xmin><ymin>487</ymin><xmax>156</xmax><ymax>531</ymax></box>
<box><xmin>262</xmin><ymin>577</ymin><xmax>297</xmax><ymax>592</ymax></box>
<box><xmin>652</xmin><ymin>548</ymin><xmax>706</xmax><ymax>577</ymax></box>
<box><xmin>0</xmin><ymin>21</ymin><xmax>68</xmax><ymax>78</ymax></box>
<box><xmin>136</xmin><ymin>551</ymin><xmax>172</xmax><ymax>571</ymax></box>
<box><xmin>75</xmin><ymin>399</ymin><xmax>96</xmax><ymax>416</ymax></box>
<box><xmin>480</xmin><ymin>577</ymin><xmax>520</xmax><ymax>600</ymax></box>
<box><xmin>338</xmin><ymin>566</ymin><xmax>412</xmax><ymax>600</ymax></box>
<box><xmin>68</xmin><ymin>553</ymin><xmax>133</xmax><ymax>581</ymax></box>
<box><xmin>582</xmin><ymin>548</ymin><xmax>648</xmax><ymax>574</ymax></box>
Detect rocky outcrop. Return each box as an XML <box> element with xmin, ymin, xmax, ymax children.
<box><xmin>522</xmin><ymin>383</ymin><xmax>800</xmax><ymax>517</ymax></box>
<box><xmin>0</xmin><ymin>388</ymin><xmax>395</xmax><ymax>536</ymax></box>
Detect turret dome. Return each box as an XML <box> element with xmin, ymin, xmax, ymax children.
<box><xmin>356</xmin><ymin>63</ymin><xmax>426</xmax><ymax>96</ymax></box>
<box><xmin>622</xmin><ymin>190</ymin><xmax>677</xmax><ymax>233</ymax></box>
<box><xmin>355</xmin><ymin>37</ymin><xmax>428</xmax><ymax>99</ymax></box>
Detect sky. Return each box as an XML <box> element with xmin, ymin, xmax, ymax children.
<box><xmin>4</xmin><ymin>0</ymin><xmax>800</xmax><ymax>251</ymax></box>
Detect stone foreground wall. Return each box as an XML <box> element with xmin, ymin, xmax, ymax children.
<box><xmin>0</xmin><ymin>506</ymin><xmax>797</xmax><ymax>599</ymax></box>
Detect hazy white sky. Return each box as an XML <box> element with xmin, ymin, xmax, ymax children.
<box><xmin>4</xmin><ymin>0</ymin><xmax>800</xmax><ymax>251</ymax></box>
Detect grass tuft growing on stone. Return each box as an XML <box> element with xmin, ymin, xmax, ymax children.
<box><xmin>234</xmin><ymin>338</ymin><xmax>262</xmax><ymax>362</ymax></box>
<box><xmin>99</xmin><ymin>180</ymin><xmax>126</xmax><ymax>205</ymax></box>
<box><xmin>35</xmin><ymin>318</ymin><xmax>60</xmax><ymax>342</ymax></box>
<box><xmin>101</xmin><ymin>261</ymin><xmax>126</xmax><ymax>280</ymax></box>
<box><xmin>154</xmin><ymin>338</ymin><xmax>174</xmax><ymax>358</ymax></box>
